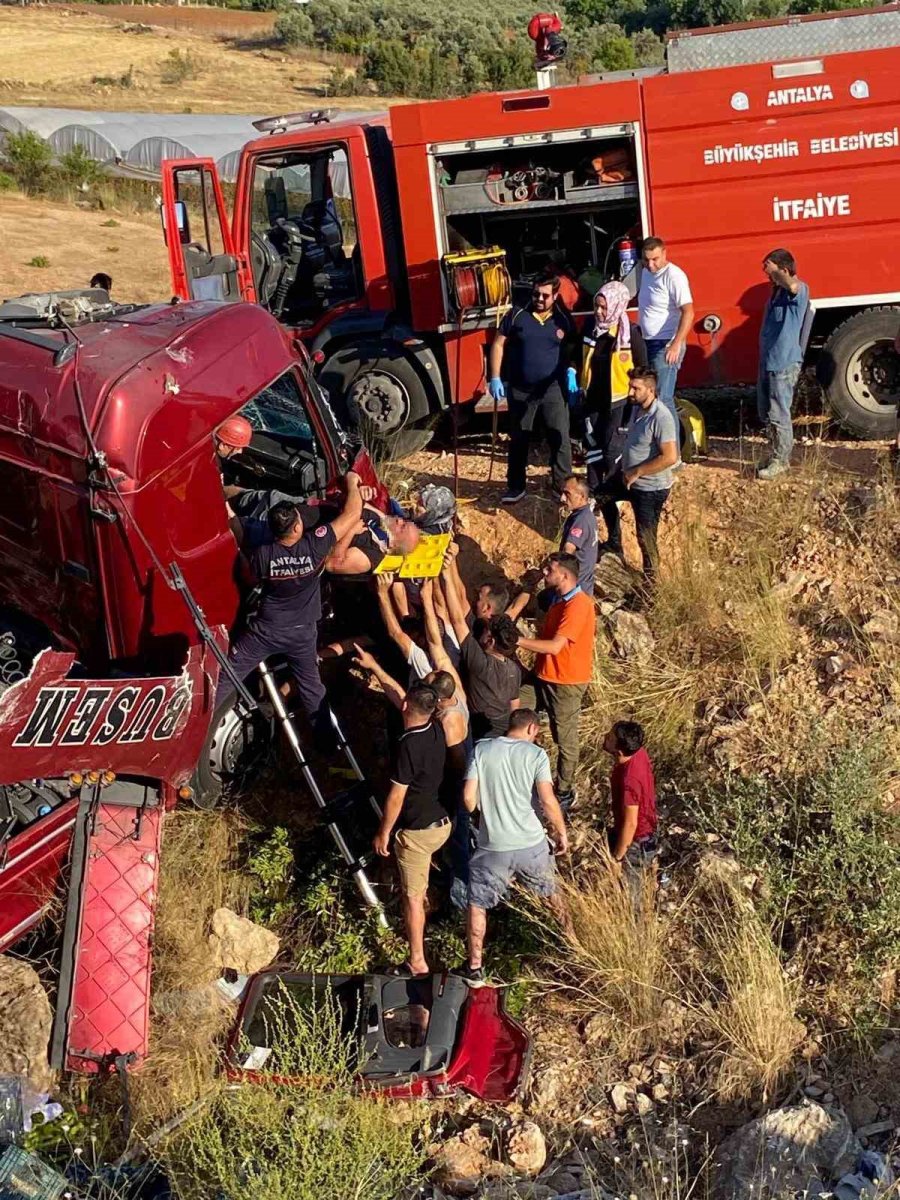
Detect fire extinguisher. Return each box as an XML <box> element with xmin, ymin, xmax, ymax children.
<box><xmin>617</xmin><ymin>238</ymin><xmax>638</xmax><ymax>278</ymax></box>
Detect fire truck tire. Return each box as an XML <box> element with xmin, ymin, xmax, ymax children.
<box><xmin>191</xmin><ymin>694</ymin><xmax>273</xmax><ymax>809</ymax></box>
<box><xmin>320</xmin><ymin>343</ymin><xmax>434</xmax><ymax>458</ymax></box>
<box><xmin>819</xmin><ymin>307</ymin><xmax>900</xmax><ymax>440</ymax></box>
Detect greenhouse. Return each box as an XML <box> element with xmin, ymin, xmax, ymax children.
<box><xmin>0</xmin><ymin>106</ymin><xmax>351</xmax><ymax>186</ymax></box>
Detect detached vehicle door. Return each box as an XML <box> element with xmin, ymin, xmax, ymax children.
<box><xmin>161</xmin><ymin>158</ymin><xmax>254</xmax><ymax>303</ymax></box>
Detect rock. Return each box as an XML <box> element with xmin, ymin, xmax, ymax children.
<box><xmin>804</xmin><ymin>1085</ymin><xmax>826</xmax><ymax>1099</ymax></box>
<box><xmin>652</xmin><ymin>1084</ymin><xmax>670</xmax><ymax>1102</ymax></box>
<box><xmin>208</xmin><ymin>908</ymin><xmax>280</xmax><ymax>975</ymax></box>
<box><xmin>0</xmin><ymin>956</ymin><xmax>53</xmax><ymax>1092</ymax></box>
<box><xmin>635</xmin><ymin>1092</ymin><xmax>653</xmax><ymax>1117</ymax></box>
<box><xmin>506</xmin><ymin>1122</ymin><xmax>547</xmax><ymax>1176</ymax></box>
<box><xmin>433</xmin><ymin>1127</ymin><xmax>492</xmax><ymax>1195</ymax></box>
<box><xmin>539</xmin><ymin>1169</ymin><xmax>581</xmax><ymax>1194</ymax></box>
<box><xmin>855</xmin><ymin>1120</ymin><xmax>895</xmax><ymax>1139</ymax></box>
<box><xmin>712</xmin><ymin>1101</ymin><xmax>860</xmax><ymax>1200</ymax></box>
<box><xmin>514</xmin><ymin>1184</ymin><xmax>556</xmax><ymax>1199</ymax></box>
<box><xmin>863</xmin><ymin>610</ymin><xmax>900</xmax><ymax>644</ymax></box>
<box><xmin>595</xmin><ymin>552</ymin><xmax>639</xmax><ymax>602</ymax></box>
<box><xmin>610</xmin><ymin>1084</ymin><xmax>632</xmax><ymax>1114</ymax></box>
<box><xmin>608</xmin><ymin>610</ymin><xmax>655</xmax><ymax>661</ymax></box>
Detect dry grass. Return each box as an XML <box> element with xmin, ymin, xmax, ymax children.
<box><xmin>550</xmin><ymin>859</ymin><xmax>675</xmax><ymax>1057</ymax></box>
<box><xmin>0</xmin><ymin>6</ymin><xmax>385</xmax><ymax>113</ymax></box>
<box><xmin>130</xmin><ymin>809</ymin><xmax>247</xmax><ymax>1131</ymax></box>
<box><xmin>580</xmin><ymin>466</ymin><xmax>825</xmax><ymax>775</ymax></box>
<box><xmin>692</xmin><ymin>867</ymin><xmax>804</xmax><ymax>1103</ymax></box>
<box><xmin>0</xmin><ymin>192</ymin><xmax>171</xmax><ymax>303</ymax></box>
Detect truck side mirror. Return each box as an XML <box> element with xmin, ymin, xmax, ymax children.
<box><xmin>161</xmin><ymin>200</ymin><xmax>191</xmax><ymax>247</ymax></box>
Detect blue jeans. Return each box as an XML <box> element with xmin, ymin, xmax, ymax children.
<box><xmin>757</xmin><ymin>364</ymin><xmax>800</xmax><ymax>464</ymax></box>
<box><xmin>644</xmin><ymin>339</ymin><xmax>684</xmax><ymax>432</ymax></box>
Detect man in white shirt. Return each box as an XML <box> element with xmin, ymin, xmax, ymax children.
<box><xmin>638</xmin><ymin>236</ymin><xmax>694</xmax><ymax>433</ymax></box>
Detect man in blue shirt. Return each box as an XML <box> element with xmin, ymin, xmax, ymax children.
<box><xmin>757</xmin><ymin>248</ymin><xmax>810</xmax><ymax>481</ymax></box>
<box><xmin>488</xmin><ymin>277</ymin><xmax>575</xmax><ymax>504</ymax></box>
<box><xmin>559</xmin><ymin>475</ymin><xmax>598</xmax><ymax>595</ymax></box>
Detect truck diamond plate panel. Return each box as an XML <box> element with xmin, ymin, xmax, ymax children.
<box><xmin>667</xmin><ymin>8</ymin><xmax>900</xmax><ymax>72</ymax></box>
<box><xmin>65</xmin><ymin>803</ymin><xmax>163</xmax><ymax>1073</ymax></box>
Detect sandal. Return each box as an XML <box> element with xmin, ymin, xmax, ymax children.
<box><xmin>384</xmin><ymin>962</ymin><xmax>430</xmax><ymax>978</ymax></box>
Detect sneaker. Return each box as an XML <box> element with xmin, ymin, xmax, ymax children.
<box><xmin>501</xmin><ymin>488</ymin><xmax>526</xmax><ymax>505</ymax></box>
<box><xmin>451</xmin><ymin>963</ymin><xmax>486</xmax><ymax>988</ymax></box>
<box><xmin>597</xmin><ymin>542</ymin><xmax>623</xmax><ymax>558</ymax></box>
<box><xmin>757</xmin><ymin>460</ymin><xmax>789</xmax><ymax>481</ymax></box>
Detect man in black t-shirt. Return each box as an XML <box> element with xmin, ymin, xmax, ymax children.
<box><xmin>488</xmin><ymin>276</ymin><xmax>575</xmax><ymax>504</ymax></box>
<box><xmin>374</xmin><ymin>684</ymin><xmax>449</xmax><ymax>977</ymax></box>
<box><xmin>215</xmin><ymin>473</ymin><xmax>364</xmax><ymax>738</ymax></box>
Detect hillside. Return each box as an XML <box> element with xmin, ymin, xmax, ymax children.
<box><xmin>0</xmin><ymin>3</ymin><xmax>382</xmax><ymax>113</ymax></box>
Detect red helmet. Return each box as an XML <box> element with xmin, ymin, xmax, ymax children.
<box><xmin>216</xmin><ymin>415</ymin><xmax>253</xmax><ymax>449</ymax></box>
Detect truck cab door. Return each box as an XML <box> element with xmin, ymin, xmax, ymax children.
<box><xmin>161</xmin><ymin>159</ymin><xmax>255</xmax><ymax>303</ymax></box>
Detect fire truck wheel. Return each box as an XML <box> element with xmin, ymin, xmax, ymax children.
<box><xmin>192</xmin><ymin>695</ymin><xmax>273</xmax><ymax>809</ymax></box>
<box><xmin>320</xmin><ymin>343</ymin><xmax>433</xmax><ymax>457</ymax></box>
<box><xmin>820</xmin><ymin>307</ymin><xmax>900</xmax><ymax>440</ymax></box>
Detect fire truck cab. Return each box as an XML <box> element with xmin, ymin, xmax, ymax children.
<box><xmin>162</xmin><ymin>5</ymin><xmax>900</xmax><ymax>443</ymax></box>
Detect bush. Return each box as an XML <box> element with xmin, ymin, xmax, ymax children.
<box><xmin>60</xmin><ymin>144</ymin><xmax>102</xmax><ymax>190</ymax></box>
<box><xmin>691</xmin><ymin>742</ymin><xmax>900</xmax><ymax>978</ymax></box>
<box><xmin>91</xmin><ymin>63</ymin><xmax>134</xmax><ymax>88</ymax></box>
<box><xmin>27</xmin><ymin>255</ymin><xmax>50</xmax><ymax>268</ymax></box>
<box><xmin>0</xmin><ymin>170</ymin><xmax>15</xmax><ymax>192</ymax></box>
<box><xmin>160</xmin><ymin>48</ymin><xmax>203</xmax><ymax>85</ymax></box>
<box><xmin>274</xmin><ymin>7</ymin><xmax>314</xmax><ymax>45</ymax></box>
<box><xmin>3</xmin><ymin>130</ymin><xmax>52</xmax><ymax>195</ymax></box>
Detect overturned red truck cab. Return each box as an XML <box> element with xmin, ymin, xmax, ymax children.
<box><xmin>0</xmin><ymin>288</ymin><xmax>371</xmax><ymax>1071</ymax></box>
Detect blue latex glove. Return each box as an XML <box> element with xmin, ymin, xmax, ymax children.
<box><xmin>489</xmin><ymin>377</ymin><xmax>505</xmax><ymax>401</ymax></box>
<box><xmin>566</xmin><ymin>366</ymin><xmax>578</xmax><ymax>395</ymax></box>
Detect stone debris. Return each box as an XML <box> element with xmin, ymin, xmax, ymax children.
<box><xmin>0</xmin><ymin>956</ymin><xmax>53</xmax><ymax>1092</ymax></box>
<box><xmin>607</xmin><ymin>609</ymin><xmax>655</xmax><ymax>661</ymax></box>
<box><xmin>610</xmin><ymin>1084</ymin><xmax>632</xmax><ymax>1114</ymax></box>
<box><xmin>208</xmin><ymin>908</ymin><xmax>280</xmax><ymax>975</ymax></box>
<box><xmin>634</xmin><ymin>1092</ymin><xmax>653</xmax><ymax>1117</ymax></box>
<box><xmin>505</xmin><ymin>1122</ymin><xmax>547</xmax><ymax>1176</ymax></box>
<box><xmin>712</xmin><ymin>1100</ymin><xmax>859</xmax><ymax>1200</ymax></box>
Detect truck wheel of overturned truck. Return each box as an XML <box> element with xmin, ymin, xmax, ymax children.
<box><xmin>191</xmin><ymin>695</ymin><xmax>274</xmax><ymax>810</ymax></box>
<box><xmin>819</xmin><ymin>307</ymin><xmax>900</xmax><ymax>439</ymax></box>
<box><xmin>320</xmin><ymin>343</ymin><xmax>434</xmax><ymax>459</ymax></box>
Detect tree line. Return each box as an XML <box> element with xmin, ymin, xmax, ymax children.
<box><xmin>263</xmin><ymin>0</ymin><xmax>876</xmax><ymax>99</ymax></box>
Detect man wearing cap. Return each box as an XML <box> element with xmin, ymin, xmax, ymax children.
<box><xmin>215</xmin><ymin>474</ymin><xmax>364</xmax><ymax>737</ymax></box>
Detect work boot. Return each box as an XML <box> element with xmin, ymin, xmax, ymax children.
<box><xmin>501</xmin><ymin>488</ymin><xmax>526</xmax><ymax>505</ymax></box>
<box><xmin>757</xmin><ymin>460</ymin><xmax>789</xmax><ymax>481</ymax></box>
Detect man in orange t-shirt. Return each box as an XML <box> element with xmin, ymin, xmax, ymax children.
<box><xmin>517</xmin><ymin>552</ymin><xmax>596</xmax><ymax>806</ymax></box>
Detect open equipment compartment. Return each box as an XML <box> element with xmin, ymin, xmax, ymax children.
<box><xmin>433</xmin><ymin>121</ymin><xmax>645</xmax><ymax>318</ymax></box>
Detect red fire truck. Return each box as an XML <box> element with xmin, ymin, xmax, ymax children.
<box><xmin>161</xmin><ymin>4</ymin><xmax>900</xmax><ymax>446</ymax></box>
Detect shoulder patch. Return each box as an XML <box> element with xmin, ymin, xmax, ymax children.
<box><xmin>315</xmin><ymin>526</ymin><xmax>328</xmax><ymax>538</ymax></box>
<box><xmin>556</xmin><ymin>327</ymin><xmax>565</xmax><ymax>339</ymax></box>
<box><xmin>570</xmin><ymin>526</ymin><xmax>582</xmax><ymax>538</ymax></box>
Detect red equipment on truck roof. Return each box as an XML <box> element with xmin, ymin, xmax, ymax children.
<box><xmin>161</xmin><ymin>4</ymin><xmax>900</xmax><ymax>444</ymax></box>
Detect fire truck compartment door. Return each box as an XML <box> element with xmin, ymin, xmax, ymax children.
<box><xmin>161</xmin><ymin>158</ymin><xmax>254</xmax><ymax>304</ymax></box>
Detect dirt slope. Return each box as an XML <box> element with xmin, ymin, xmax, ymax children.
<box><xmin>0</xmin><ymin>193</ymin><xmax>170</xmax><ymax>302</ymax></box>
<box><xmin>0</xmin><ymin>4</ymin><xmax>382</xmax><ymax>114</ymax></box>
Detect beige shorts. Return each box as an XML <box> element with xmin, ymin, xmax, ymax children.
<box><xmin>394</xmin><ymin>822</ymin><xmax>451</xmax><ymax>897</ymax></box>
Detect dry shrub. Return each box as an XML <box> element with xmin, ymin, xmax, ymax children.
<box><xmin>692</xmin><ymin>866</ymin><xmax>803</xmax><ymax>1103</ymax></box>
<box><xmin>552</xmin><ymin>862</ymin><xmax>674</xmax><ymax>1056</ymax></box>
<box><xmin>130</xmin><ymin>809</ymin><xmax>247</xmax><ymax>1130</ymax></box>
<box><xmin>581</xmin><ymin>468</ymin><xmax>822</xmax><ymax>774</ymax></box>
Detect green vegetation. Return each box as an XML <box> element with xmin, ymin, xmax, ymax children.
<box><xmin>692</xmin><ymin>743</ymin><xmax>900</xmax><ymax>979</ymax></box>
<box><xmin>263</xmin><ymin>0</ymin><xmax>879</xmax><ymax>98</ymax></box>
<box><xmin>27</xmin><ymin>255</ymin><xmax>50</xmax><ymax>268</ymax></box>
<box><xmin>163</xmin><ymin>982</ymin><xmax>429</xmax><ymax>1200</ymax></box>
<box><xmin>160</xmin><ymin>48</ymin><xmax>204</xmax><ymax>85</ymax></box>
<box><xmin>60</xmin><ymin>144</ymin><xmax>103</xmax><ymax>190</ymax></box>
<box><xmin>3</xmin><ymin>131</ymin><xmax>52</xmax><ymax>196</ymax></box>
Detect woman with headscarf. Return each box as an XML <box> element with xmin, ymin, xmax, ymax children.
<box><xmin>578</xmin><ymin>280</ymin><xmax>647</xmax><ymax>553</ymax></box>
